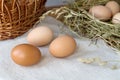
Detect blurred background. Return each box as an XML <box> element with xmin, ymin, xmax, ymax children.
<box><xmin>45</xmin><ymin>0</ymin><xmax>120</xmax><ymax>7</ymax></box>
<box><xmin>45</xmin><ymin>0</ymin><xmax>74</xmax><ymax>7</ymax></box>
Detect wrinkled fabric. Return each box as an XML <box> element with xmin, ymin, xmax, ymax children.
<box><xmin>0</xmin><ymin>17</ymin><xmax>120</xmax><ymax>80</ymax></box>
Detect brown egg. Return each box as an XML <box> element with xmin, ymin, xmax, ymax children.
<box><xmin>89</xmin><ymin>5</ymin><xmax>112</xmax><ymax>20</ymax></box>
<box><xmin>106</xmin><ymin>1</ymin><xmax>120</xmax><ymax>16</ymax></box>
<box><xmin>49</xmin><ymin>35</ymin><xmax>77</xmax><ymax>58</ymax></box>
<box><xmin>11</xmin><ymin>44</ymin><xmax>41</xmax><ymax>66</ymax></box>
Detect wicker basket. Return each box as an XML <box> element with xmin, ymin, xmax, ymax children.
<box><xmin>0</xmin><ymin>0</ymin><xmax>46</xmax><ymax>40</ymax></box>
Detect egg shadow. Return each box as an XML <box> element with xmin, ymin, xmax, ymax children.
<box><xmin>29</xmin><ymin>55</ymin><xmax>50</xmax><ymax>68</ymax></box>
<box><xmin>66</xmin><ymin>43</ymin><xmax>99</xmax><ymax>60</ymax></box>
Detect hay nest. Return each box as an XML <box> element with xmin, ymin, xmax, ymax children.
<box><xmin>40</xmin><ymin>0</ymin><xmax>120</xmax><ymax>52</ymax></box>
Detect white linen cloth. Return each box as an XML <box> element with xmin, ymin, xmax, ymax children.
<box><xmin>0</xmin><ymin>16</ymin><xmax>120</xmax><ymax>80</ymax></box>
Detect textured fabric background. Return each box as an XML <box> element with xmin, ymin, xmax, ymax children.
<box><xmin>0</xmin><ymin>17</ymin><xmax>120</xmax><ymax>80</ymax></box>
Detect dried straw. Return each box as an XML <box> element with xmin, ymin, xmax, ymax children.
<box><xmin>40</xmin><ymin>0</ymin><xmax>120</xmax><ymax>52</ymax></box>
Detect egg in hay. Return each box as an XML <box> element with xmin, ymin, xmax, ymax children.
<box><xmin>11</xmin><ymin>44</ymin><xmax>41</xmax><ymax>66</ymax></box>
<box><xmin>106</xmin><ymin>1</ymin><xmax>120</xmax><ymax>16</ymax></box>
<box><xmin>112</xmin><ymin>13</ymin><xmax>120</xmax><ymax>24</ymax></box>
<box><xmin>27</xmin><ymin>26</ymin><xmax>53</xmax><ymax>46</ymax></box>
<box><xmin>89</xmin><ymin>5</ymin><xmax>112</xmax><ymax>20</ymax></box>
<box><xmin>49</xmin><ymin>35</ymin><xmax>77</xmax><ymax>58</ymax></box>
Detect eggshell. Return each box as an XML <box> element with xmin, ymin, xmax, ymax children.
<box><xmin>49</xmin><ymin>35</ymin><xmax>77</xmax><ymax>58</ymax></box>
<box><xmin>89</xmin><ymin>5</ymin><xmax>112</xmax><ymax>20</ymax></box>
<box><xmin>27</xmin><ymin>26</ymin><xmax>53</xmax><ymax>46</ymax></box>
<box><xmin>11</xmin><ymin>44</ymin><xmax>41</xmax><ymax>66</ymax></box>
<box><xmin>112</xmin><ymin>13</ymin><xmax>120</xmax><ymax>24</ymax></box>
<box><xmin>106</xmin><ymin>1</ymin><xmax>120</xmax><ymax>16</ymax></box>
